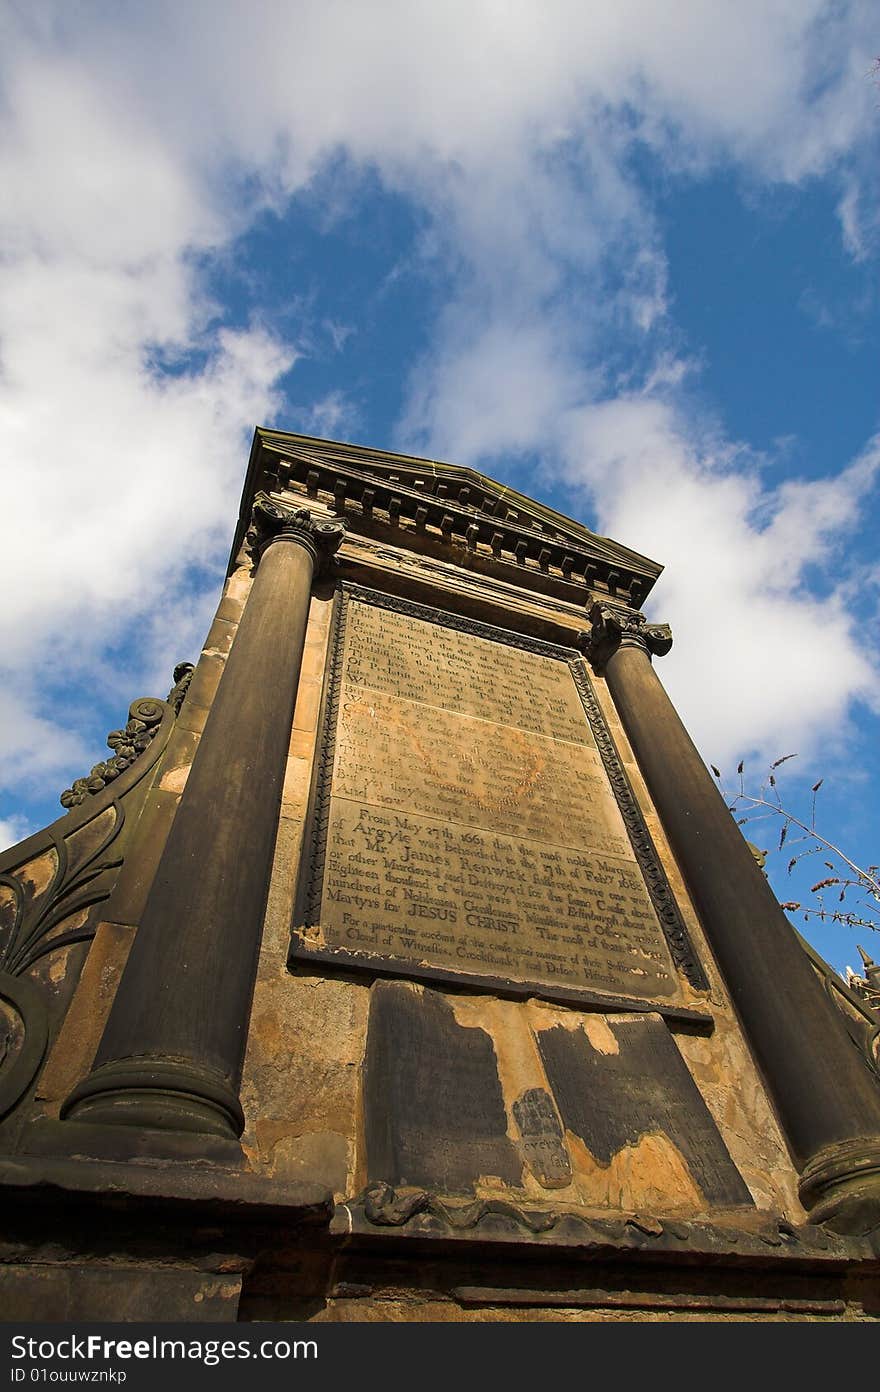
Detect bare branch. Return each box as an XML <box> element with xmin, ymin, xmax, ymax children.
<box><xmin>716</xmin><ymin>757</ymin><xmax>879</xmax><ymax>937</ymax></box>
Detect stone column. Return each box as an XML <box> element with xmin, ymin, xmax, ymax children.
<box><xmin>586</xmin><ymin>602</ymin><xmax>880</xmax><ymax>1235</ymax></box>
<box><xmin>62</xmin><ymin>499</ymin><xmax>344</xmax><ymax>1144</ymax></box>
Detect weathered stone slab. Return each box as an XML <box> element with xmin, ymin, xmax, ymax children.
<box><xmin>0</xmin><ymin>1265</ymin><xmax>241</xmax><ymax>1322</ymax></box>
<box><xmin>512</xmin><ymin>1087</ymin><xmax>572</xmax><ymax>1187</ymax></box>
<box><xmin>536</xmin><ymin>1014</ymin><xmax>753</xmax><ymax>1208</ymax></box>
<box><xmin>317</xmin><ymin>800</ymin><xmax>673</xmax><ymax>997</ymax></box>
<box><xmin>363</xmin><ymin>981</ymin><xmax>521</xmax><ymax>1193</ymax></box>
<box><xmin>332</xmin><ymin>688</ymin><xmax>629</xmax><ymax>852</ymax></box>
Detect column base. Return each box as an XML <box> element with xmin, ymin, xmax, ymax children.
<box><xmin>22</xmin><ymin>1116</ymin><xmax>245</xmax><ymax>1167</ymax></box>
<box><xmin>61</xmin><ymin>1057</ymin><xmax>245</xmax><ymax>1141</ymax></box>
<box><xmin>798</xmin><ymin>1138</ymin><xmax>880</xmax><ymax>1236</ymax></box>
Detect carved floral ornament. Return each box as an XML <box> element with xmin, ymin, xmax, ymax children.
<box><xmin>0</xmin><ymin>663</ymin><xmax>193</xmax><ymax>1121</ymax></box>
<box><xmin>582</xmin><ymin>601</ymin><xmax>673</xmax><ymax>673</ymax></box>
<box><xmin>248</xmin><ymin>494</ymin><xmax>345</xmax><ymax>574</ymax></box>
<box><xmin>60</xmin><ymin>664</ymin><xmax>194</xmax><ymax>809</ymax></box>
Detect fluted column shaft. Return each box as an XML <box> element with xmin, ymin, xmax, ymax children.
<box><xmin>588</xmin><ymin>603</ymin><xmax>880</xmax><ymax>1234</ymax></box>
<box><xmin>63</xmin><ymin>503</ymin><xmax>344</xmax><ymax>1142</ymax></box>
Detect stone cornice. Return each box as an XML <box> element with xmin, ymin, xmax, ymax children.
<box><xmin>229</xmin><ymin>429</ymin><xmax>663</xmax><ymax>608</ymax></box>
<box><xmin>334</xmin><ymin>1181</ymin><xmax>879</xmax><ymax>1263</ymax></box>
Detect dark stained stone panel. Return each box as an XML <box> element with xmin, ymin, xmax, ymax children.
<box><xmin>363</xmin><ymin>980</ymin><xmax>522</xmax><ymax>1194</ymax></box>
<box><xmin>537</xmin><ymin>1014</ymin><xmax>753</xmax><ymax>1208</ymax></box>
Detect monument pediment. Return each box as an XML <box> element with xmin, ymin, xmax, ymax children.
<box><xmin>231</xmin><ymin>428</ymin><xmax>663</xmax><ymax>608</ymax></box>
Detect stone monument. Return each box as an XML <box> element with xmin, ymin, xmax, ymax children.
<box><xmin>1</xmin><ymin>428</ymin><xmax>879</xmax><ymax>1320</ymax></box>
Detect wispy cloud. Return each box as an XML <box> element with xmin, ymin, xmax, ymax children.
<box><xmin>0</xmin><ymin>814</ymin><xmax>35</xmax><ymax>855</ymax></box>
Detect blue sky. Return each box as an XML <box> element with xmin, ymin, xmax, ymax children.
<box><xmin>0</xmin><ymin>2</ymin><xmax>877</xmax><ymax>976</ymax></box>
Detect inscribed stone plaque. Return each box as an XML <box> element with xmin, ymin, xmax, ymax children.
<box><xmin>293</xmin><ymin>587</ymin><xmax>703</xmax><ymax>1007</ymax></box>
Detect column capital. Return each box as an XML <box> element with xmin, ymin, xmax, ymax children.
<box><xmin>582</xmin><ymin>601</ymin><xmax>673</xmax><ymax>673</ymax></box>
<box><xmin>249</xmin><ymin>494</ymin><xmax>345</xmax><ymax>576</ymax></box>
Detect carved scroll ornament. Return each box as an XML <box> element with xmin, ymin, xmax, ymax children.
<box><xmin>0</xmin><ymin>663</ymin><xmax>193</xmax><ymax>1122</ymax></box>
<box><xmin>583</xmin><ymin>602</ymin><xmax>673</xmax><ymax>674</ymax></box>
<box><xmin>248</xmin><ymin>494</ymin><xmax>345</xmax><ymax>576</ymax></box>
<box><xmin>60</xmin><ymin>665</ymin><xmax>193</xmax><ymax>809</ymax></box>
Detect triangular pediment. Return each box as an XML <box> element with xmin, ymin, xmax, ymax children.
<box><xmin>232</xmin><ymin>428</ymin><xmax>663</xmax><ymax>607</ymax></box>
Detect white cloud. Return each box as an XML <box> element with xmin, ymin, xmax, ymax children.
<box><xmin>400</xmin><ymin>314</ymin><xmax>589</xmax><ymax>465</ymax></box>
<box><xmin>0</xmin><ymin>1</ymin><xmax>878</xmax><ymax>808</ymax></box>
<box><xmin>836</xmin><ymin>176</ymin><xmax>878</xmax><ymax>262</ymax></box>
<box><xmin>0</xmin><ymin>25</ymin><xmax>295</xmax><ymax>789</ymax></box>
<box><xmin>559</xmin><ymin>400</ymin><xmax>880</xmax><ymax>765</ymax></box>
<box><xmin>0</xmin><ymin>814</ymin><xmax>36</xmax><ymax>855</ymax></box>
<box><xmin>294</xmin><ymin>389</ymin><xmax>360</xmax><ymax>442</ymax></box>
<box><xmin>0</xmin><ymin>689</ymin><xmax>90</xmax><ymax>799</ymax></box>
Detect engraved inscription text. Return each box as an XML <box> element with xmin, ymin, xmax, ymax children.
<box><xmin>299</xmin><ymin>599</ymin><xmax>678</xmax><ymax>1001</ymax></box>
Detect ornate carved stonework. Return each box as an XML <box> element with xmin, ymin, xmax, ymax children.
<box><xmin>1</xmin><ymin>663</ymin><xmax>193</xmax><ymax>1122</ymax></box>
<box><xmin>239</xmin><ymin>428</ymin><xmax>664</xmax><ymax>609</ymax></box>
<box><xmin>583</xmin><ymin>602</ymin><xmax>673</xmax><ymax>673</ymax></box>
<box><xmin>247</xmin><ymin>493</ymin><xmax>345</xmax><ymax>576</ymax></box>
<box><xmin>340</xmin><ymin>1182</ymin><xmax>863</xmax><ymax>1264</ymax></box>
<box><xmin>848</xmin><ymin>949</ymin><xmax>880</xmax><ymax>1013</ymax></box>
<box><xmin>60</xmin><ymin>665</ymin><xmax>193</xmax><ymax>809</ymax></box>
